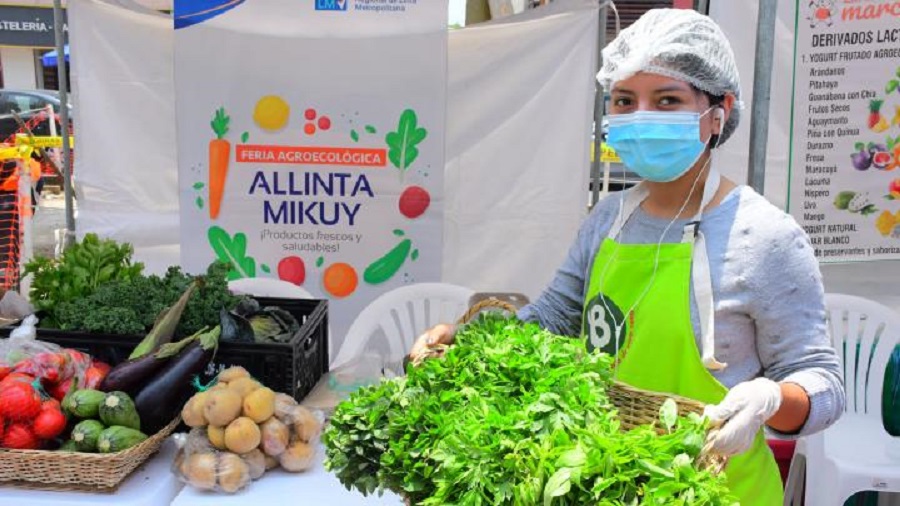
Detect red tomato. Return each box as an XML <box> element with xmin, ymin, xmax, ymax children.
<box><xmin>399</xmin><ymin>185</ymin><xmax>431</xmax><ymax>219</ymax></box>
<box><xmin>0</xmin><ymin>372</ymin><xmax>34</xmax><ymax>387</ymax></box>
<box><xmin>0</xmin><ymin>365</ymin><xmax>10</xmax><ymax>381</ymax></box>
<box><xmin>33</xmin><ymin>406</ymin><xmax>66</xmax><ymax>439</ymax></box>
<box><xmin>0</xmin><ymin>382</ymin><xmax>42</xmax><ymax>421</ymax></box>
<box><xmin>42</xmin><ymin>399</ymin><xmax>60</xmax><ymax>410</ymax></box>
<box><xmin>278</xmin><ymin>256</ymin><xmax>306</xmax><ymax>286</ymax></box>
<box><xmin>83</xmin><ymin>366</ymin><xmax>108</xmax><ymax>390</ymax></box>
<box><xmin>47</xmin><ymin>378</ymin><xmax>73</xmax><ymax>402</ymax></box>
<box><xmin>32</xmin><ymin>352</ymin><xmax>65</xmax><ymax>383</ymax></box>
<box><xmin>2</xmin><ymin>423</ymin><xmax>39</xmax><ymax>450</ymax></box>
<box><xmin>62</xmin><ymin>349</ymin><xmax>91</xmax><ymax>368</ymax></box>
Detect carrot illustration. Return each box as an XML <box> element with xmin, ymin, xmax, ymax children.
<box><xmin>209</xmin><ymin>107</ymin><xmax>231</xmax><ymax>220</ymax></box>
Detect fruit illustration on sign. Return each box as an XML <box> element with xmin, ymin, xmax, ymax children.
<box><xmin>253</xmin><ymin>96</ymin><xmax>290</xmax><ymax>132</ymax></box>
<box><xmin>364</xmin><ymin>238</ymin><xmax>412</xmax><ymax>285</ymax></box>
<box><xmin>399</xmin><ymin>185</ymin><xmax>431</xmax><ymax>219</ymax></box>
<box><xmin>869</xmin><ymin>100</ymin><xmax>889</xmax><ymax>133</ymax></box>
<box><xmin>278</xmin><ymin>256</ymin><xmax>306</xmax><ymax>286</ymax></box>
<box><xmin>889</xmin><ymin>179</ymin><xmax>900</xmax><ymax>199</ymax></box>
<box><xmin>850</xmin><ymin>143</ymin><xmax>872</xmax><ymax>171</ymax></box>
<box><xmin>209</xmin><ymin>108</ymin><xmax>231</xmax><ymax>220</ymax></box>
<box><xmin>323</xmin><ymin>263</ymin><xmax>358</xmax><ymax>298</ymax></box>
<box><xmin>873</xmin><ymin>150</ymin><xmax>893</xmax><ymax>170</ymax></box>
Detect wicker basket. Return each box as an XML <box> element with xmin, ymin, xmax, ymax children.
<box><xmin>0</xmin><ymin>417</ymin><xmax>180</xmax><ymax>492</ymax></box>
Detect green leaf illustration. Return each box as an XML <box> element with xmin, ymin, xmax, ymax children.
<box><xmin>385</xmin><ymin>109</ymin><xmax>427</xmax><ymax>172</ymax></box>
<box><xmin>393</xmin><ymin>229</ymin><xmax>405</xmax><ymax>237</ymax></box>
<box><xmin>351</xmin><ymin>130</ymin><xmax>359</xmax><ymax>142</ymax></box>
<box><xmin>411</xmin><ymin>249</ymin><xmax>419</xmax><ymax>261</ymax></box>
<box><xmin>886</xmin><ymin>80</ymin><xmax>898</xmax><ymax>95</ymax></box>
<box><xmin>208</xmin><ymin>226</ymin><xmax>257</xmax><ymax>279</ymax></box>
<box><xmin>241</xmin><ymin>131</ymin><xmax>250</xmax><ymax>143</ymax></box>
<box><xmin>365</xmin><ymin>125</ymin><xmax>377</xmax><ymax>134</ymax></box>
<box><xmin>193</xmin><ymin>182</ymin><xmax>205</xmax><ymax>190</ymax></box>
<box><xmin>261</xmin><ymin>264</ymin><xmax>271</xmax><ymax>274</ymax></box>
<box><xmin>195</xmin><ymin>196</ymin><xmax>204</xmax><ymax>209</ymax></box>
<box><xmin>316</xmin><ymin>256</ymin><xmax>324</xmax><ymax>268</ymax></box>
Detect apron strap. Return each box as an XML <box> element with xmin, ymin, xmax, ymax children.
<box><xmin>687</xmin><ymin>169</ymin><xmax>727</xmax><ymax>370</ymax></box>
<box><xmin>607</xmin><ymin>169</ymin><xmax>727</xmax><ymax>371</ymax></box>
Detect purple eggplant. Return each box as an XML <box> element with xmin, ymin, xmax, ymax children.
<box><xmin>133</xmin><ymin>327</ymin><xmax>220</xmax><ymax>434</ymax></box>
<box><xmin>99</xmin><ymin>354</ymin><xmax>170</xmax><ymax>396</ymax></box>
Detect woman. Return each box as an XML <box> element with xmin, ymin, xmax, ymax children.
<box><xmin>410</xmin><ymin>8</ymin><xmax>844</xmax><ymax>505</ymax></box>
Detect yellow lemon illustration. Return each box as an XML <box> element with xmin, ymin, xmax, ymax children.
<box><xmin>253</xmin><ymin>95</ymin><xmax>290</xmax><ymax>131</ymax></box>
<box><xmin>875</xmin><ymin>210</ymin><xmax>896</xmax><ymax>237</ymax></box>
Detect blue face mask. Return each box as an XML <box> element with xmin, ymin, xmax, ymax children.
<box><xmin>607</xmin><ymin>110</ymin><xmax>711</xmax><ymax>183</ymax></box>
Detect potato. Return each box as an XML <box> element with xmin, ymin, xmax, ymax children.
<box><xmin>181</xmin><ymin>391</ymin><xmax>210</xmax><ymax>428</ymax></box>
<box><xmin>204</xmin><ymin>389</ymin><xmax>243</xmax><ymax>427</ymax></box>
<box><xmin>278</xmin><ymin>440</ymin><xmax>315</xmax><ymax>472</ymax></box>
<box><xmin>289</xmin><ymin>406</ymin><xmax>322</xmax><ymax>444</ymax></box>
<box><xmin>241</xmin><ymin>448</ymin><xmax>266</xmax><ymax>480</ymax></box>
<box><xmin>218</xmin><ymin>366</ymin><xmax>251</xmax><ymax>384</ymax></box>
<box><xmin>184</xmin><ymin>453</ymin><xmax>217</xmax><ymax>490</ymax></box>
<box><xmin>174</xmin><ymin>448</ymin><xmax>187</xmax><ymax>477</ymax></box>
<box><xmin>208</xmin><ymin>425</ymin><xmax>227</xmax><ymax>450</ymax></box>
<box><xmin>243</xmin><ymin>387</ymin><xmax>276</xmax><ymax>423</ymax></box>
<box><xmin>217</xmin><ymin>452</ymin><xmax>251</xmax><ymax>494</ymax></box>
<box><xmin>225</xmin><ymin>417</ymin><xmax>262</xmax><ymax>454</ymax></box>
<box><xmin>259</xmin><ymin>417</ymin><xmax>290</xmax><ymax>457</ymax></box>
<box><xmin>264</xmin><ymin>454</ymin><xmax>279</xmax><ymax>471</ymax></box>
<box><xmin>274</xmin><ymin>393</ymin><xmax>297</xmax><ymax>421</ymax></box>
<box><xmin>228</xmin><ymin>377</ymin><xmax>261</xmax><ymax>399</ymax></box>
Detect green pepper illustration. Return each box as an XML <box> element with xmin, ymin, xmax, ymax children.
<box><xmin>364</xmin><ymin>239</ymin><xmax>412</xmax><ymax>285</ymax></box>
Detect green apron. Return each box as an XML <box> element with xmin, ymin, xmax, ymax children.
<box><xmin>581</xmin><ymin>171</ymin><xmax>783</xmax><ymax>505</ymax></box>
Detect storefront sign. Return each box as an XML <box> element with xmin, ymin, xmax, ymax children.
<box><xmin>174</xmin><ymin>0</ymin><xmax>448</xmax><ymax>358</ymax></box>
<box><xmin>0</xmin><ymin>6</ymin><xmax>66</xmax><ymax>48</ymax></box>
<box><xmin>788</xmin><ymin>0</ymin><xmax>900</xmax><ymax>262</ymax></box>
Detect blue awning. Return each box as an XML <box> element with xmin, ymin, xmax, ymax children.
<box><xmin>41</xmin><ymin>45</ymin><xmax>69</xmax><ymax>67</ymax></box>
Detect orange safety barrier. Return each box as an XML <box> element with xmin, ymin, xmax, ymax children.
<box><xmin>0</xmin><ymin>159</ymin><xmax>23</xmax><ymax>292</ymax></box>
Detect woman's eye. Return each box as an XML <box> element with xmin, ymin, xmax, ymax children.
<box><xmin>658</xmin><ymin>96</ymin><xmax>681</xmax><ymax>106</ymax></box>
<box><xmin>612</xmin><ymin>97</ymin><xmax>631</xmax><ymax>107</ymax></box>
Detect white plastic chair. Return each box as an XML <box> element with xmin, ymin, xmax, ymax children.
<box><xmin>331</xmin><ymin>283</ymin><xmax>475</xmax><ymax>371</ymax></box>
<box><xmin>228</xmin><ymin>278</ymin><xmax>314</xmax><ymax>299</ymax></box>
<box><xmin>784</xmin><ymin>294</ymin><xmax>900</xmax><ymax>505</ymax></box>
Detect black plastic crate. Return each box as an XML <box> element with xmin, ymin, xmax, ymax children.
<box><xmin>0</xmin><ymin>297</ymin><xmax>329</xmax><ymax>402</ymax></box>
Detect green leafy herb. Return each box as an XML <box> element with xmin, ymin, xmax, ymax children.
<box><xmin>24</xmin><ymin>234</ymin><xmax>145</xmax><ymax>327</ymax></box>
<box><xmin>385</xmin><ymin>109</ymin><xmax>427</xmax><ymax>173</ymax></box>
<box><xmin>324</xmin><ymin>316</ymin><xmax>735</xmax><ymax>505</ymax></box>
<box><xmin>208</xmin><ymin>226</ymin><xmax>257</xmax><ymax>280</ymax></box>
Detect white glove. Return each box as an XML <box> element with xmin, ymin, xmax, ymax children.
<box><xmin>703</xmin><ymin>377</ymin><xmax>782</xmax><ymax>456</ymax></box>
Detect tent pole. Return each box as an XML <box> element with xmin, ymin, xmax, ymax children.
<box><xmin>747</xmin><ymin>0</ymin><xmax>777</xmax><ymax>194</ymax></box>
<box><xmin>590</xmin><ymin>4</ymin><xmax>607</xmax><ymax>208</ymax></box>
<box><xmin>53</xmin><ymin>0</ymin><xmax>75</xmax><ymax>250</ymax></box>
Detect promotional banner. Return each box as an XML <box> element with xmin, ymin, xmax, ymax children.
<box><xmin>175</xmin><ymin>0</ymin><xmax>448</xmax><ymax>358</ymax></box>
<box><xmin>788</xmin><ymin>0</ymin><xmax>900</xmax><ymax>262</ymax></box>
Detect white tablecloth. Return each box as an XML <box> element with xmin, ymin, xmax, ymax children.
<box><xmin>171</xmin><ymin>444</ymin><xmax>404</xmax><ymax>505</ymax></box>
<box><xmin>0</xmin><ymin>438</ymin><xmax>184</xmax><ymax>506</ymax></box>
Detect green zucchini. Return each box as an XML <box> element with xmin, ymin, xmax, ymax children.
<box><xmin>99</xmin><ymin>391</ymin><xmax>141</xmax><ymax>431</ymax></box>
<box><xmin>97</xmin><ymin>426</ymin><xmax>149</xmax><ymax>453</ymax></box>
<box><xmin>71</xmin><ymin>420</ymin><xmax>105</xmax><ymax>452</ymax></box>
<box><xmin>63</xmin><ymin>389</ymin><xmax>107</xmax><ymax>419</ymax></box>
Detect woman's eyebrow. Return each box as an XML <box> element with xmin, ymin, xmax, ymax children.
<box><xmin>610</xmin><ymin>87</ymin><xmax>634</xmax><ymax>95</ymax></box>
<box><xmin>653</xmin><ymin>85</ymin><xmax>692</xmax><ymax>93</ymax></box>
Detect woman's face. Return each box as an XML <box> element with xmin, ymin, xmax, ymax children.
<box><xmin>609</xmin><ymin>72</ymin><xmax>732</xmax><ymax>143</ymax></box>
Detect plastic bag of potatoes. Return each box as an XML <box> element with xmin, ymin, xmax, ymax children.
<box><xmin>172</xmin><ymin>366</ymin><xmax>324</xmax><ymax>493</ymax></box>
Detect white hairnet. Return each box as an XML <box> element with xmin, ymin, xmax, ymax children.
<box><xmin>596</xmin><ymin>8</ymin><xmax>743</xmax><ymax>145</ymax></box>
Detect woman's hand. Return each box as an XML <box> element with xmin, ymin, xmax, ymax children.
<box><xmin>408</xmin><ymin>323</ymin><xmax>457</xmax><ymax>360</ymax></box>
<box><xmin>702</xmin><ymin>377</ymin><xmax>783</xmax><ymax>456</ymax></box>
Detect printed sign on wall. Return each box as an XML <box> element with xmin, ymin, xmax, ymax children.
<box><xmin>174</xmin><ymin>0</ymin><xmax>448</xmax><ymax>361</ymax></box>
<box><xmin>788</xmin><ymin>0</ymin><xmax>900</xmax><ymax>261</ymax></box>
